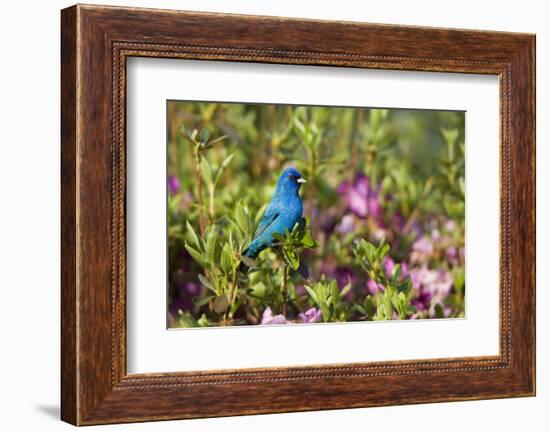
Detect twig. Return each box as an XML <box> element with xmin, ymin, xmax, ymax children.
<box><xmin>282</xmin><ymin>262</ymin><xmax>289</xmax><ymax>316</ymax></box>
<box><xmin>194</xmin><ymin>148</ymin><xmax>206</xmax><ymax>235</ymax></box>
<box><xmin>224</xmin><ymin>264</ymin><xmax>239</xmax><ymax>324</ymax></box>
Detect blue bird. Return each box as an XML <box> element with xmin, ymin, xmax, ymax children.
<box><xmin>243</xmin><ymin>167</ymin><xmax>306</xmax><ymax>260</ymax></box>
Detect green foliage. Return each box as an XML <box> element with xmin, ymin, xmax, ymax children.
<box><xmin>272</xmin><ymin>218</ymin><xmax>318</xmax><ymax>271</ymax></box>
<box><xmin>353</xmin><ymin>239</ymin><xmax>415</xmax><ymax>320</ymax></box>
<box><xmin>304</xmin><ymin>278</ymin><xmax>352</xmax><ymax>322</ymax></box>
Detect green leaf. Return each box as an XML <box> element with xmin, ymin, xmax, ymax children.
<box><xmin>235</xmin><ymin>203</ymin><xmax>250</xmax><ymax>236</ymax></box>
<box><xmin>185</xmin><ymin>221</ymin><xmax>201</xmax><ymax>250</ymax></box>
<box><xmin>352</xmin><ymin>303</ymin><xmax>368</xmax><ymax>316</ymax></box>
<box><xmin>299</xmin><ymin>229</ymin><xmax>318</xmax><ymax>248</ymax></box>
<box><xmin>362</xmin><ymin>296</ymin><xmax>375</xmax><ymax>317</ymax></box>
<box><xmin>272</xmin><ymin>233</ymin><xmax>285</xmax><ymax>242</ymax></box>
<box><xmin>193</xmin><ymin>295</ymin><xmax>215</xmax><ymax>306</ymax></box>
<box><xmin>215</xmin><ymin>152</ymin><xmax>235</xmax><ymax>185</ymax></box>
<box><xmin>340</xmin><ymin>281</ymin><xmax>352</xmax><ymax>299</ymax></box>
<box><xmin>220</xmin><ymin>243</ymin><xmax>233</xmax><ymax>274</ymax></box>
<box><xmin>200</xmin><ymin>158</ymin><xmax>212</xmax><ymax>185</ymax></box>
<box><xmin>209</xmin><ymin>135</ymin><xmax>228</xmax><ymax>147</ymax></box>
<box><xmin>379</xmin><ymin>242</ymin><xmax>390</xmax><ymax>259</ymax></box>
<box><xmin>198</xmin><ymin>274</ymin><xmax>216</xmax><ymax>293</ymax></box>
<box><xmin>199</xmin><ymin>128</ymin><xmax>210</xmax><ymax>144</ymax></box>
<box><xmin>293</xmin><ymin>116</ymin><xmax>306</xmax><ymax>138</ymax></box>
<box><xmin>176</xmin><ymin>313</ymin><xmax>198</xmax><ymax>328</ymax></box>
<box><xmin>284</xmin><ymin>248</ymin><xmax>300</xmax><ymax>270</ymax></box>
<box><xmin>397</xmin><ymin>279</ymin><xmax>412</xmax><ymax>294</ymax></box>
<box><xmin>360</xmin><ymin>239</ymin><xmax>376</xmax><ymax>261</ymax></box>
<box><xmin>320</xmin><ymin>303</ymin><xmax>331</xmax><ymax>322</ymax></box>
<box><xmin>205</xmin><ymin>231</ymin><xmax>217</xmax><ymax>263</ymax></box>
<box><xmin>184</xmin><ymin>243</ymin><xmax>205</xmax><ymax>267</ymax></box>
<box><xmin>197</xmin><ymin>313</ymin><xmax>210</xmax><ymax>327</ymax></box>
<box><xmin>213</xmin><ymin>295</ymin><xmax>229</xmax><ymax>313</ymax></box>
<box><xmin>249</xmin><ymin>282</ymin><xmax>266</xmax><ymax>299</ymax></box>
<box><xmin>240</xmin><ymin>255</ymin><xmax>257</xmax><ymax>268</ymax></box>
<box><xmin>434</xmin><ymin>303</ymin><xmax>445</xmax><ymax>318</ymax></box>
<box><xmin>180</xmin><ymin>126</ymin><xmax>196</xmax><ymax>143</ymax></box>
<box><xmin>304</xmin><ymin>285</ymin><xmax>318</xmax><ymax>302</ymax></box>
<box><xmin>441</xmin><ymin>128</ymin><xmax>459</xmax><ymax>146</ymax></box>
<box><xmin>405</xmin><ymin>304</ymin><xmax>417</xmax><ymax>315</ymax></box>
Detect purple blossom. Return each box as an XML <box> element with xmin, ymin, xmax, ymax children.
<box><xmin>260</xmin><ymin>307</ymin><xmax>288</xmax><ymax>325</ymax></box>
<box><xmin>366</xmin><ymin>279</ymin><xmax>385</xmax><ymax>295</ymax></box>
<box><xmin>444</xmin><ymin>219</ymin><xmax>456</xmax><ymax>231</ymax></box>
<box><xmin>424</xmin><ymin>269</ymin><xmax>453</xmax><ymax>299</ymax></box>
<box><xmin>409</xmin><ymin>265</ymin><xmax>453</xmax><ymax>313</ymax></box>
<box><xmin>336</xmin><ymin>214</ymin><xmax>356</xmax><ymax>235</ymax></box>
<box><xmin>410</xmin><ymin>236</ymin><xmax>434</xmax><ymax>263</ymax></box>
<box><xmin>413</xmin><ymin>236</ymin><xmax>434</xmax><ymax>254</ymax></box>
<box><xmin>338</xmin><ymin>173</ymin><xmax>381</xmax><ymax>219</ymax></box>
<box><xmin>182</xmin><ymin>281</ymin><xmax>200</xmax><ymax>296</ymax></box>
<box><xmin>384</xmin><ymin>256</ymin><xmax>395</xmax><ymax>277</ymax></box>
<box><xmin>299</xmin><ymin>307</ymin><xmax>322</xmax><ymax>323</ymax></box>
<box><xmin>294</xmin><ymin>284</ymin><xmax>306</xmax><ymax>296</ymax></box>
<box><xmin>445</xmin><ymin>246</ymin><xmax>458</xmax><ymax>264</ymax></box>
<box><xmin>168</xmin><ymin>175</ymin><xmax>180</xmax><ymax>195</ymax></box>
<box><xmin>400</xmin><ymin>262</ymin><xmax>409</xmax><ymax>279</ymax></box>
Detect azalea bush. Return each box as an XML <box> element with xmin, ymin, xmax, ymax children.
<box><xmin>167</xmin><ymin>102</ymin><xmax>465</xmax><ymax>328</ymax></box>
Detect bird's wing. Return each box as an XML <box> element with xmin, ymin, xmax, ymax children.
<box><xmin>251</xmin><ymin>201</ymin><xmax>281</xmax><ymax>241</ymax></box>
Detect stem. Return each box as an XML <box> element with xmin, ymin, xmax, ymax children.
<box><xmin>208</xmin><ymin>184</ymin><xmax>215</xmax><ymax>220</ymax></box>
<box><xmin>282</xmin><ymin>262</ymin><xmax>289</xmax><ymax>316</ymax></box>
<box><xmin>224</xmin><ymin>266</ymin><xmax>239</xmax><ymax>324</ymax></box>
<box><xmin>194</xmin><ymin>148</ymin><xmax>206</xmax><ymax>235</ymax></box>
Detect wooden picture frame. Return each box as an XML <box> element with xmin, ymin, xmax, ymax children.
<box><xmin>61</xmin><ymin>4</ymin><xmax>535</xmax><ymax>425</ymax></box>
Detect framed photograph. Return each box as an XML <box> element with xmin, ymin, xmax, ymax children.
<box><xmin>61</xmin><ymin>4</ymin><xmax>535</xmax><ymax>425</ymax></box>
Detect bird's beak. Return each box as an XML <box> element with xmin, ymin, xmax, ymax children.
<box><xmin>297</xmin><ymin>177</ymin><xmax>307</xmax><ymax>183</ymax></box>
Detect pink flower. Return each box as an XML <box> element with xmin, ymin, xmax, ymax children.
<box><xmin>409</xmin><ymin>265</ymin><xmax>453</xmax><ymax>311</ymax></box>
<box><xmin>336</xmin><ymin>214</ymin><xmax>356</xmax><ymax>235</ymax></box>
<box><xmin>260</xmin><ymin>307</ymin><xmax>288</xmax><ymax>325</ymax></box>
<box><xmin>384</xmin><ymin>257</ymin><xmax>395</xmax><ymax>277</ymax></box>
<box><xmin>168</xmin><ymin>175</ymin><xmax>180</xmax><ymax>195</ymax></box>
<box><xmin>299</xmin><ymin>307</ymin><xmax>322</xmax><ymax>323</ymax></box>
<box><xmin>400</xmin><ymin>262</ymin><xmax>409</xmax><ymax>279</ymax></box>
<box><xmin>410</xmin><ymin>236</ymin><xmax>434</xmax><ymax>263</ymax></box>
<box><xmin>446</xmin><ymin>246</ymin><xmax>458</xmax><ymax>264</ymax></box>
<box><xmin>444</xmin><ymin>219</ymin><xmax>456</xmax><ymax>231</ymax></box>
<box><xmin>338</xmin><ymin>174</ymin><xmax>381</xmax><ymax>219</ymax></box>
<box><xmin>366</xmin><ymin>279</ymin><xmax>385</xmax><ymax>295</ymax></box>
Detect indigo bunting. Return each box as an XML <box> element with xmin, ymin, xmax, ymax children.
<box><xmin>243</xmin><ymin>167</ymin><xmax>306</xmax><ymax>259</ymax></box>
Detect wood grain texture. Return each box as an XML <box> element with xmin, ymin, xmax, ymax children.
<box><xmin>60</xmin><ymin>4</ymin><xmax>536</xmax><ymax>425</ymax></box>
